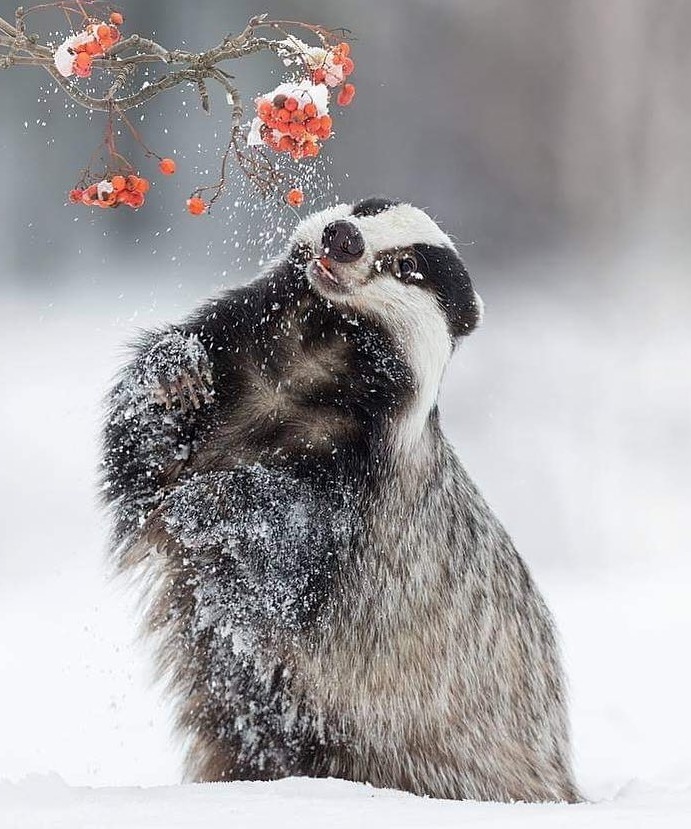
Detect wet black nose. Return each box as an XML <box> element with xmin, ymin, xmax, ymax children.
<box><xmin>321</xmin><ymin>220</ymin><xmax>365</xmax><ymax>263</ymax></box>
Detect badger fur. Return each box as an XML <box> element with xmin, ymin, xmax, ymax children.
<box><xmin>102</xmin><ymin>197</ymin><xmax>580</xmax><ymax>803</ymax></box>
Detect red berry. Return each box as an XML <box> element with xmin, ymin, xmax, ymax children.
<box><xmin>126</xmin><ymin>190</ymin><xmax>145</xmax><ymax>209</ymax></box>
<box><xmin>257</xmin><ymin>100</ymin><xmax>272</xmax><ymax>120</ymax></box>
<box><xmin>286</xmin><ymin>188</ymin><xmax>304</xmax><ymax>207</ymax></box>
<box><xmin>305</xmin><ymin>117</ymin><xmax>321</xmax><ymax>135</ymax></box>
<box><xmin>81</xmin><ymin>185</ymin><xmax>99</xmax><ymax>206</ymax></box>
<box><xmin>159</xmin><ymin>158</ymin><xmax>176</xmax><ymax>175</ymax></box>
<box><xmin>68</xmin><ymin>188</ymin><xmax>83</xmax><ymax>204</ymax></box>
<box><xmin>337</xmin><ymin>83</ymin><xmax>356</xmax><ymax>106</ymax></box>
<box><xmin>187</xmin><ymin>196</ymin><xmax>206</xmax><ymax>216</ymax></box>
<box><xmin>75</xmin><ymin>51</ymin><xmax>92</xmax><ymax>70</ymax></box>
<box><xmin>110</xmin><ymin>12</ymin><xmax>124</xmax><ymax>25</ymax></box>
<box><xmin>317</xmin><ymin>115</ymin><xmax>333</xmax><ymax>139</ymax></box>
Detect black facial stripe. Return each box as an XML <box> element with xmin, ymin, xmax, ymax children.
<box><xmin>411</xmin><ymin>243</ymin><xmax>480</xmax><ymax>338</ymax></box>
<box><xmin>351</xmin><ymin>196</ymin><xmax>400</xmax><ymax>218</ymax></box>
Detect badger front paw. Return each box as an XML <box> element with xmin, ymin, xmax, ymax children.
<box><xmin>139</xmin><ymin>331</ymin><xmax>214</xmax><ymax>413</ymax></box>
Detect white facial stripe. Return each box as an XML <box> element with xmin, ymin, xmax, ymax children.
<box><xmin>344</xmin><ymin>275</ymin><xmax>452</xmax><ymax>451</ymax></box>
<box><xmin>289</xmin><ymin>202</ymin><xmax>352</xmax><ymax>249</ymax></box>
<box><xmin>357</xmin><ymin>203</ymin><xmax>455</xmax><ymax>253</ymax></box>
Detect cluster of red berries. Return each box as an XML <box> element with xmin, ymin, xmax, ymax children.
<box><xmin>69</xmin><ymin>158</ymin><xmax>177</xmax><ymax>210</ymax></box>
<box><xmin>250</xmin><ymin>41</ymin><xmax>356</xmax><ymax>165</ymax></box>
<box><xmin>69</xmin><ymin>173</ymin><xmax>150</xmax><ymax>209</ymax></box>
<box><xmin>67</xmin><ymin>157</ymin><xmax>210</xmax><ymax>215</ymax></box>
<box><xmin>248</xmin><ymin>40</ymin><xmax>356</xmax><ymax>206</ymax></box>
<box><xmin>54</xmin><ymin>12</ymin><xmax>124</xmax><ymax>79</ymax></box>
<box><xmin>257</xmin><ymin>93</ymin><xmax>332</xmax><ymax>161</ymax></box>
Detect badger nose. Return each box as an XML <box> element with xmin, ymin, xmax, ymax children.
<box><xmin>321</xmin><ymin>220</ymin><xmax>365</xmax><ymax>263</ymax></box>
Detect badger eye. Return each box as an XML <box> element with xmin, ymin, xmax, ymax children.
<box><xmin>398</xmin><ymin>255</ymin><xmax>418</xmax><ymax>278</ymax></box>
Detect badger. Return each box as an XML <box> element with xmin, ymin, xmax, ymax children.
<box><xmin>102</xmin><ymin>197</ymin><xmax>579</xmax><ymax>803</ymax></box>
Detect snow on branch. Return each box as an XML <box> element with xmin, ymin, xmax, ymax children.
<box><xmin>0</xmin><ymin>2</ymin><xmax>357</xmax><ymax>214</ymax></box>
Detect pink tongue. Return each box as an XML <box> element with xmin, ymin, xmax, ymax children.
<box><xmin>318</xmin><ymin>258</ymin><xmax>341</xmax><ymax>284</ymax></box>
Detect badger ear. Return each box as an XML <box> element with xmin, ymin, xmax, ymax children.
<box><xmin>351</xmin><ymin>196</ymin><xmax>400</xmax><ymax>218</ymax></box>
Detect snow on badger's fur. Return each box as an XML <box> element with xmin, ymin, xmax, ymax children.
<box><xmin>101</xmin><ymin>197</ymin><xmax>579</xmax><ymax>802</ymax></box>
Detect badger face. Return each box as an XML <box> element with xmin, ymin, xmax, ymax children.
<box><xmin>289</xmin><ymin>197</ymin><xmax>483</xmax><ymax>341</ymax></box>
<box><xmin>288</xmin><ymin>197</ymin><xmax>483</xmax><ymax>449</ymax></box>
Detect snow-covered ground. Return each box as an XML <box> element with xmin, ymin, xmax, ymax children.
<box><xmin>1</xmin><ymin>262</ymin><xmax>690</xmax><ymax>827</ymax></box>
<box><xmin>2</xmin><ymin>776</ymin><xmax>690</xmax><ymax>829</ymax></box>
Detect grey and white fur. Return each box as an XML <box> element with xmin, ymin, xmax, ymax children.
<box><xmin>101</xmin><ymin>197</ymin><xmax>580</xmax><ymax>802</ymax></box>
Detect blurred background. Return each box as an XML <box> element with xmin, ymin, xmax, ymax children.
<box><xmin>1</xmin><ymin>0</ymin><xmax>690</xmax><ymax>798</ymax></box>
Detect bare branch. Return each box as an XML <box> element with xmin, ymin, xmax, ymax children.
<box><xmin>0</xmin><ymin>13</ymin><xmax>301</xmax><ymax>115</ymax></box>
<box><xmin>104</xmin><ymin>61</ymin><xmax>133</xmax><ymax>101</ymax></box>
<box><xmin>0</xmin><ymin>4</ymin><xmax>354</xmax><ymax>206</ymax></box>
<box><xmin>0</xmin><ymin>16</ymin><xmax>17</xmax><ymax>37</ymax></box>
<box><xmin>1</xmin><ymin>53</ymin><xmax>52</xmax><ymax>66</ymax></box>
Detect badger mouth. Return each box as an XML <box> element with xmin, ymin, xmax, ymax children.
<box><xmin>311</xmin><ymin>257</ymin><xmax>351</xmax><ymax>295</ymax></box>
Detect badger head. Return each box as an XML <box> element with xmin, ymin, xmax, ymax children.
<box><xmin>287</xmin><ymin>197</ymin><xmax>483</xmax><ymax>448</ymax></box>
<box><xmin>289</xmin><ymin>196</ymin><xmax>483</xmax><ymax>341</ymax></box>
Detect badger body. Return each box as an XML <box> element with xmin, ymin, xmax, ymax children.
<box><xmin>102</xmin><ymin>198</ymin><xmax>579</xmax><ymax>802</ymax></box>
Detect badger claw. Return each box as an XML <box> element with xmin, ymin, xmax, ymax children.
<box><xmin>153</xmin><ymin>378</ymin><xmax>174</xmax><ymax>409</ymax></box>
<box><xmin>171</xmin><ymin>377</ymin><xmax>189</xmax><ymax>413</ymax></box>
<box><xmin>183</xmin><ymin>374</ymin><xmax>200</xmax><ymax>410</ymax></box>
<box><xmin>189</xmin><ymin>367</ymin><xmax>215</xmax><ymax>406</ymax></box>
